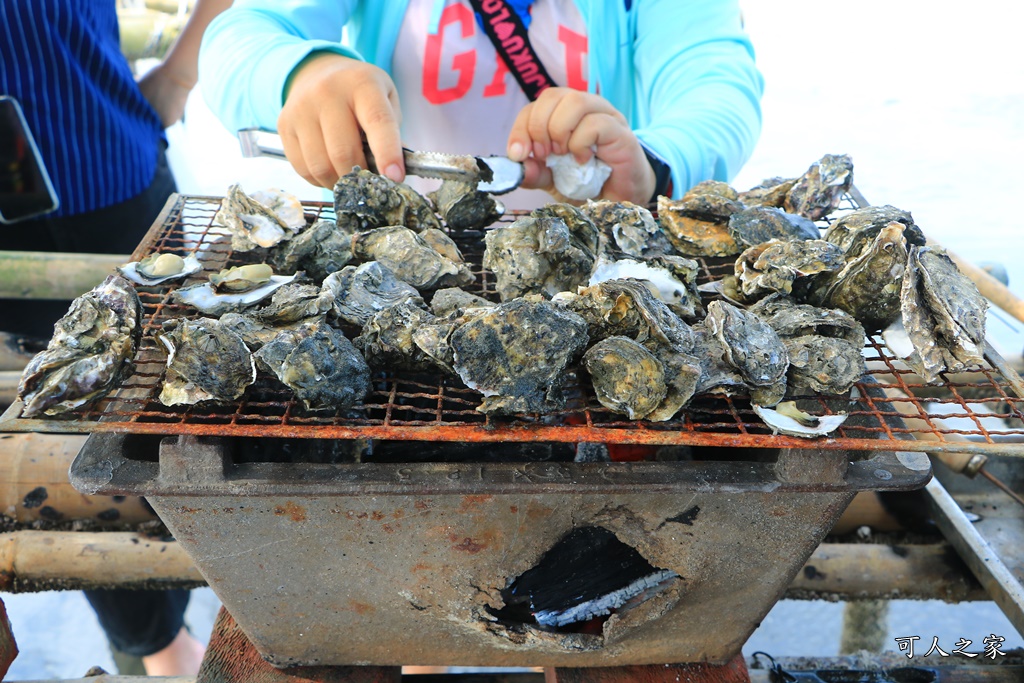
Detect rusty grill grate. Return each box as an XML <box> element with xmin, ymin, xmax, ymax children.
<box><xmin>3</xmin><ymin>193</ymin><xmax>1024</xmax><ymax>456</ymax></box>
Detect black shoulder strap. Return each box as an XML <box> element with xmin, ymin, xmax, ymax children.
<box><xmin>466</xmin><ymin>0</ymin><xmax>557</xmax><ymax>101</ymax></box>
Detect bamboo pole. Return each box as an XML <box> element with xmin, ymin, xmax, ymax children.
<box><xmin>0</xmin><ymin>251</ymin><xmax>127</xmax><ymax>301</ymax></box>
<box><xmin>0</xmin><ymin>531</ymin><xmax>204</xmax><ymax>591</ymax></box>
<box><xmin>0</xmin><ymin>433</ymin><xmax>157</xmax><ymax>525</ymax></box>
<box><xmin>0</xmin><ymin>372</ymin><xmax>20</xmax><ymax>405</ymax></box>
<box><xmin>0</xmin><ymin>333</ymin><xmax>35</xmax><ymax>373</ymax></box>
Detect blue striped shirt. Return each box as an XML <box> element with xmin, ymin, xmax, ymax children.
<box><xmin>1</xmin><ymin>0</ymin><xmax>165</xmax><ymax>217</ymax></box>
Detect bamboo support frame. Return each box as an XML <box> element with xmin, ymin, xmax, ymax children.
<box><xmin>0</xmin><ymin>251</ymin><xmax>127</xmax><ymax>301</ymax></box>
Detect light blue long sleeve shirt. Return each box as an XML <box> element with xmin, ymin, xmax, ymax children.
<box><xmin>199</xmin><ymin>0</ymin><xmax>764</xmax><ymax>196</ymax></box>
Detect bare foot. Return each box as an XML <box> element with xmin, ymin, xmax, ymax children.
<box><xmin>142</xmin><ymin>626</ymin><xmax>206</xmax><ymax>676</ymax></box>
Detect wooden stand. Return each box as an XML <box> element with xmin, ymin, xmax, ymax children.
<box><xmin>197</xmin><ymin>607</ymin><xmax>749</xmax><ymax>683</ymax></box>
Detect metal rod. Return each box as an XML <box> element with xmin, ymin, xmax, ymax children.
<box><xmin>980</xmin><ymin>468</ymin><xmax>1024</xmax><ymax>509</ymax></box>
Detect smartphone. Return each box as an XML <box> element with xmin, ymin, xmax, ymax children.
<box><xmin>0</xmin><ymin>95</ymin><xmax>59</xmax><ymax>224</ymax></box>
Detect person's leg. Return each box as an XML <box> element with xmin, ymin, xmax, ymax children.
<box><xmin>84</xmin><ymin>588</ymin><xmax>204</xmax><ymax>675</ymax></box>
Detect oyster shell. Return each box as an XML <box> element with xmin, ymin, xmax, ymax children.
<box><xmin>249</xmin><ymin>188</ymin><xmax>307</xmax><ymax>231</ymax></box>
<box><xmin>118</xmin><ymin>253</ymin><xmax>202</xmax><ymax>285</ymax></box>
<box><xmin>738</xmin><ymin>176</ymin><xmax>797</xmax><ymax>208</ymax></box>
<box><xmin>483</xmin><ymin>203</ymin><xmax>598</xmax><ymax>300</ymax></box>
<box><xmin>751</xmin><ymin>295</ymin><xmax>866</xmax><ymax>395</ymax></box>
<box><xmin>429</xmin><ymin>288</ymin><xmax>494</xmax><ymax>317</ymax></box>
<box><xmin>157</xmin><ymin>317</ymin><xmax>256</xmax><ymax>406</ymax></box>
<box><xmin>429</xmin><ymin>179</ymin><xmax>502</xmax><ymax>231</ymax></box>
<box><xmin>735</xmin><ymin>239</ymin><xmax>846</xmax><ymax>299</ymax></box>
<box><xmin>753</xmin><ymin>402</ymin><xmax>848</xmax><ymax>438</ymax></box>
<box><xmin>900</xmin><ymin>246</ymin><xmax>987</xmax><ymax>383</ymax></box>
<box><xmin>823</xmin><ymin>205</ymin><xmax>926</xmax><ymax>255</ymax></box>
<box><xmin>17</xmin><ymin>275</ymin><xmax>141</xmax><ymax>418</ymax></box>
<box><xmin>727</xmin><ymin>206</ymin><xmax>820</xmax><ymax>248</ymax></box>
<box><xmin>582</xmin><ymin>199</ymin><xmax>673</xmax><ymax>259</ymax></box>
<box><xmin>214</xmin><ymin>184</ymin><xmax>297</xmax><ymax>251</ymax></box>
<box><xmin>255</xmin><ymin>318</ymin><xmax>371</xmax><ymax>411</ymax></box>
<box><xmin>267</xmin><ymin>219</ymin><xmax>353</xmax><ymax>282</ymax></box>
<box><xmin>449</xmin><ymin>298</ymin><xmax>589</xmax><ymax>414</ymax></box>
<box><xmin>583</xmin><ymin>336</ymin><xmax>667</xmax><ymax>420</ymax></box>
<box><xmin>656</xmin><ymin>181</ymin><xmax>745</xmax><ymax>257</ymax></box>
<box><xmin>355</xmin><ymin>300</ymin><xmax>443</xmax><ymax>372</ymax></box>
<box><xmin>333</xmin><ymin>167</ymin><xmax>441</xmax><ymax>233</ymax></box>
<box><xmin>806</xmin><ymin>222</ymin><xmax>909</xmax><ymax>332</ymax></box>
<box><xmin>352</xmin><ymin>226</ymin><xmax>473</xmax><ymax>290</ymax></box>
<box><xmin>218</xmin><ymin>312</ymin><xmax>305</xmax><ymax>351</ymax></box>
<box><xmin>253</xmin><ymin>278</ymin><xmax>335</xmax><ymax>325</ymax></box>
<box><xmin>171</xmin><ymin>273</ymin><xmax>299</xmax><ymax>317</ymax></box>
<box><xmin>324</xmin><ymin>261</ymin><xmax>426</xmax><ymax>327</ymax></box>
<box><xmin>784</xmin><ymin>153</ymin><xmax>854</xmax><ymax>220</ymax></box>
<box><xmin>589</xmin><ymin>255</ymin><xmax>703</xmax><ymax>321</ymax></box>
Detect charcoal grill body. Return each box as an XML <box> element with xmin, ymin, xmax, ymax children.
<box><xmin>71</xmin><ymin>434</ymin><xmax>930</xmax><ymax>667</ymax></box>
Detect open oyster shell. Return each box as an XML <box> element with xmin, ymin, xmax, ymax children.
<box><xmin>590</xmin><ymin>255</ymin><xmax>703</xmax><ymax>321</ymax></box>
<box><xmin>582</xmin><ymin>199</ymin><xmax>673</xmax><ymax>259</ymax></box>
<box><xmin>118</xmin><ymin>253</ymin><xmax>202</xmax><ymax>285</ymax></box>
<box><xmin>157</xmin><ymin>317</ymin><xmax>256</xmax><ymax>406</ymax></box>
<box><xmin>783</xmin><ymin>153</ymin><xmax>854</xmax><ymax>220</ymax></box>
<box><xmin>171</xmin><ymin>273</ymin><xmax>299</xmax><ymax>317</ymax></box>
<box><xmin>255</xmin><ymin>318</ymin><xmax>370</xmax><ymax>411</ymax></box>
<box><xmin>18</xmin><ymin>275</ymin><xmax>142</xmax><ymax>418</ymax></box>
<box><xmin>214</xmin><ymin>184</ymin><xmax>299</xmax><ymax>251</ymax></box>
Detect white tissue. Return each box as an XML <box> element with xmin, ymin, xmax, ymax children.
<box><xmin>546</xmin><ymin>153</ymin><xmax>612</xmax><ymax>201</ymax></box>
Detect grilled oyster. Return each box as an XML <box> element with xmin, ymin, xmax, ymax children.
<box><xmin>118</xmin><ymin>253</ymin><xmax>202</xmax><ymax>285</ymax></box>
<box><xmin>17</xmin><ymin>275</ymin><xmax>141</xmax><ymax>418</ymax></box>
<box><xmin>656</xmin><ymin>181</ymin><xmax>745</xmax><ymax>257</ymax></box>
<box><xmin>823</xmin><ymin>205</ymin><xmax>926</xmax><ymax>255</ymax></box>
<box><xmin>735</xmin><ymin>239</ymin><xmax>846</xmax><ymax>300</ymax></box>
<box><xmin>694</xmin><ymin>300</ymin><xmax>789</xmax><ymax>406</ymax></box>
<box><xmin>727</xmin><ymin>206</ymin><xmax>820</xmax><ymax>248</ymax></box>
<box><xmin>157</xmin><ymin>317</ymin><xmax>255</xmax><ymax>406</ymax></box>
<box><xmin>483</xmin><ymin>203</ymin><xmax>599</xmax><ymax>300</ymax></box>
<box><xmin>250</xmin><ymin>188</ymin><xmax>307</xmax><ymax>232</ymax></box>
<box><xmin>352</xmin><ymin>226</ymin><xmax>473</xmax><ymax>290</ymax></box>
<box><xmin>171</xmin><ymin>273</ymin><xmax>299</xmax><ymax>317</ymax></box>
<box><xmin>324</xmin><ymin>261</ymin><xmax>426</xmax><ymax>327</ymax></box>
<box><xmin>333</xmin><ymin>167</ymin><xmax>441</xmax><ymax>233</ymax></box>
<box><xmin>255</xmin><ymin>318</ymin><xmax>371</xmax><ymax>411</ymax></box>
<box><xmin>556</xmin><ymin>279</ymin><xmax>700</xmax><ymax>419</ymax></box>
<box><xmin>581</xmin><ymin>199</ymin><xmax>673</xmax><ymax>259</ymax></box>
<box><xmin>355</xmin><ymin>300</ymin><xmax>443</xmax><ymax>372</ymax></box>
<box><xmin>900</xmin><ymin>246</ymin><xmax>987</xmax><ymax>383</ymax></box>
<box><xmin>784</xmin><ymin>154</ymin><xmax>854</xmax><ymax>220</ymax></box>
<box><xmin>751</xmin><ymin>295</ymin><xmax>866</xmax><ymax>395</ymax></box>
<box><xmin>253</xmin><ymin>277</ymin><xmax>335</xmax><ymax>325</ymax></box>
<box><xmin>429</xmin><ymin>288</ymin><xmax>494</xmax><ymax>317</ymax></box>
<box><xmin>806</xmin><ymin>222</ymin><xmax>910</xmax><ymax>331</ymax></box>
<box><xmin>450</xmin><ymin>298</ymin><xmax>589</xmax><ymax>414</ymax></box>
<box><xmin>267</xmin><ymin>219</ymin><xmax>353</xmax><ymax>282</ymax></box>
<box><xmin>590</xmin><ymin>255</ymin><xmax>703</xmax><ymax>321</ymax></box>
<box><xmin>583</xmin><ymin>336</ymin><xmax>667</xmax><ymax>420</ymax></box>
<box><xmin>210</xmin><ymin>264</ymin><xmax>274</xmax><ymax>293</ymax></box>
<box><xmin>214</xmin><ymin>184</ymin><xmax>299</xmax><ymax>251</ymax></box>
<box><xmin>429</xmin><ymin>179</ymin><xmax>502</xmax><ymax>231</ymax></box>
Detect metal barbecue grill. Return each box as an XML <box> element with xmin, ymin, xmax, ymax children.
<box><xmin>2</xmin><ymin>193</ymin><xmax>1022</xmax><ymax>458</ymax></box>
<box><xmin>5</xmin><ymin>192</ymin><xmax>1022</xmax><ymax>668</ymax></box>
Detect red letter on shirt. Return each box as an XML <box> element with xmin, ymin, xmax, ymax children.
<box><xmin>484</xmin><ymin>53</ymin><xmax>510</xmax><ymax>97</ymax></box>
<box><xmin>423</xmin><ymin>4</ymin><xmax>476</xmax><ymax>104</ymax></box>
<box><xmin>558</xmin><ymin>25</ymin><xmax>588</xmax><ymax>91</ymax></box>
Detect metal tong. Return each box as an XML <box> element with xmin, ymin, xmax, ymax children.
<box><xmin>237</xmin><ymin>128</ymin><xmax>523</xmax><ymax>195</ymax></box>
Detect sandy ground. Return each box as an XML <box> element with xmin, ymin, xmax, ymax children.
<box><xmin>3</xmin><ymin>1</ymin><xmax>1023</xmax><ymax>678</ymax></box>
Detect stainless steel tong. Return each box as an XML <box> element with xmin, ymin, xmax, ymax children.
<box><xmin>237</xmin><ymin>128</ymin><xmax>523</xmax><ymax>195</ymax></box>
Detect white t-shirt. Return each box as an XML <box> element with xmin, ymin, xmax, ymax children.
<box><xmin>391</xmin><ymin>0</ymin><xmax>589</xmax><ymax>209</ymax></box>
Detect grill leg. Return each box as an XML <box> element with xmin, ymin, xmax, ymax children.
<box><xmin>545</xmin><ymin>654</ymin><xmax>749</xmax><ymax>683</ymax></box>
<box><xmin>197</xmin><ymin>606</ymin><xmax>401</xmax><ymax>683</ymax></box>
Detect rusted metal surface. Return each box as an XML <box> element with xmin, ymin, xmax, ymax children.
<box><xmin>546</xmin><ymin>654</ymin><xmax>749</xmax><ymax>683</ymax></box>
<box><xmin>65</xmin><ymin>434</ymin><xmax>929</xmax><ymax>668</ymax></box>
<box><xmin>1</xmin><ymin>193</ymin><xmax>1021</xmax><ymax>456</ymax></box>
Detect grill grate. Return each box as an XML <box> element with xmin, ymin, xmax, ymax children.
<box><xmin>3</xmin><ymin>193</ymin><xmax>1023</xmax><ymax>456</ymax></box>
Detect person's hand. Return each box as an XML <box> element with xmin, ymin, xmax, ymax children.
<box><xmin>279</xmin><ymin>53</ymin><xmax>403</xmax><ymax>189</ymax></box>
<box><xmin>506</xmin><ymin>88</ymin><xmax>655</xmax><ymax>205</ymax></box>
<box><xmin>138</xmin><ymin>63</ymin><xmax>194</xmax><ymax>128</ymax></box>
